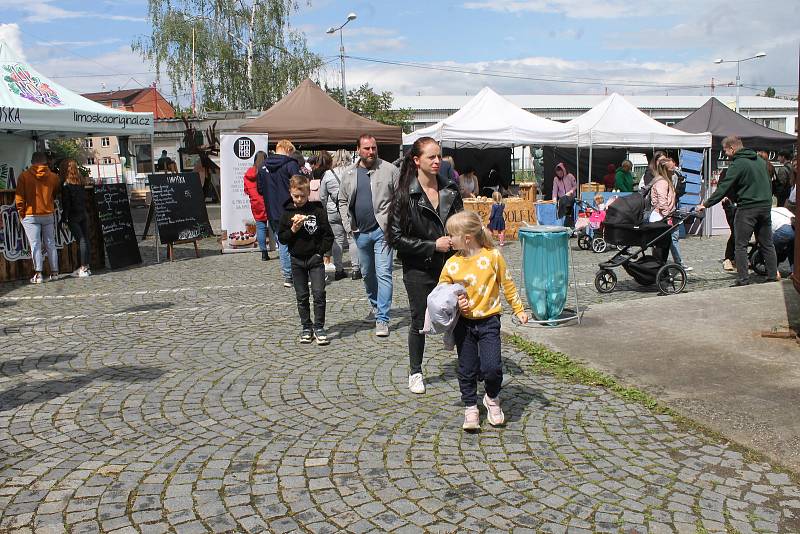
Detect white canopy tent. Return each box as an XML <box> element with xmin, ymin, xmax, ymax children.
<box><xmin>565</xmin><ymin>93</ymin><xmax>712</xmax><ymax>187</ymax></box>
<box><xmin>402</xmin><ymin>87</ymin><xmax>578</xmax><ymax>148</ymax></box>
<box><xmin>567</xmin><ymin>93</ymin><xmax>711</xmax><ymax>149</ymax></box>
<box><xmin>0</xmin><ymin>40</ymin><xmax>154</xmax><ymax>139</ymax></box>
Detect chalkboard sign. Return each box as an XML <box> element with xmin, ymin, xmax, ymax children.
<box><xmin>147</xmin><ymin>172</ymin><xmax>213</xmax><ymax>245</ymax></box>
<box><xmin>94</xmin><ymin>183</ymin><xmax>142</xmax><ymax>269</ymax></box>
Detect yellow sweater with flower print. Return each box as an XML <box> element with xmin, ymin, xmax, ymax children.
<box><xmin>438</xmin><ymin>247</ymin><xmax>524</xmax><ymax>319</ymax></box>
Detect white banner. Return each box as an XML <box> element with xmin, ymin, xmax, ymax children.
<box><xmin>220</xmin><ymin>133</ymin><xmax>268</xmax><ymax>253</ymax></box>
<box><xmin>0</xmin><ymin>133</ymin><xmax>34</xmax><ymax>189</ymax></box>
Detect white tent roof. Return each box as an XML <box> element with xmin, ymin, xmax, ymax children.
<box><xmin>402</xmin><ymin>87</ymin><xmax>578</xmax><ymax>148</ymax></box>
<box><xmin>0</xmin><ymin>40</ymin><xmax>153</xmax><ymax>137</ymax></box>
<box><xmin>567</xmin><ymin>93</ymin><xmax>711</xmax><ymax>148</ymax></box>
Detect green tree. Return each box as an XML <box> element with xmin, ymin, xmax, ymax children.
<box><xmin>47</xmin><ymin>139</ymin><xmax>90</xmax><ymax>176</ymax></box>
<box><xmin>326</xmin><ymin>83</ymin><xmax>414</xmax><ymax>132</ymax></box>
<box><xmin>760</xmin><ymin>87</ymin><xmax>776</xmax><ymax>98</ymax></box>
<box><xmin>133</xmin><ymin>1</ymin><xmax>323</xmax><ymax>111</ymax></box>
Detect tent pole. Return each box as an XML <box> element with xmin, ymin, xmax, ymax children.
<box><xmin>151</xmin><ymin>133</ymin><xmax>160</xmax><ymax>264</ymax></box>
<box><xmin>588</xmin><ymin>141</ymin><xmax>593</xmax><ymax>188</ymax></box>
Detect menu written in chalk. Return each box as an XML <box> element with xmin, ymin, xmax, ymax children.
<box><xmin>94</xmin><ymin>183</ymin><xmax>142</xmax><ymax>269</ymax></box>
<box><xmin>147</xmin><ymin>172</ymin><xmax>213</xmax><ymax>245</ymax></box>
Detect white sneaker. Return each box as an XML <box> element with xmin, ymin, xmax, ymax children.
<box><xmin>48</xmin><ymin>273</ymin><xmax>60</xmax><ymax>282</ymax></box>
<box><xmin>681</xmin><ymin>265</ymin><xmax>694</xmax><ymax>272</ymax></box>
<box><xmin>30</xmin><ymin>273</ymin><xmax>43</xmax><ymax>284</ymax></box>
<box><xmin>375</xmin><ymin>321</ymin><xmax>389</xmax><ymax>337</ymax></box>
<box><xmin>77</xmin><ymin>267</ymin><xmax>91</xmax><ymax>278</ymax></box>
<box><xmin>324</xmin><ymin>262</ymin><xmax>335</xmax><ymax>273</ymax></box>
<box><xmin>408</xmin><ymin>373</ymin><xmax>425</xmax><ymax>394</ymax></box>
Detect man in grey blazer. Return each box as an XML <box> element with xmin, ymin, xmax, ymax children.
<box><xmin>338</xmin><ymin>134</ymin><xmax>400</xmax><ymax>337</ymax></box>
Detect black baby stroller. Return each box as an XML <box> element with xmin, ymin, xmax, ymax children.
<box><xmin>593</xmin><ymin>190</ymin><xmax>701</xmax><ymax>295</ymax></box>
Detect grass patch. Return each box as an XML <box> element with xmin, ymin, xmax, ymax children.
<box><xmin>509</xmin><ymin>335</ymin><xmax>671</xmax><ymax>415</ymax></box>
<box><xmin>508</xmin><ymin>334</ymin><xmax>800</xmax><ymax>481</ymax></box>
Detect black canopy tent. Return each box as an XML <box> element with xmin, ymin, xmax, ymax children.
<box><xmin>674</xmin><ymin>97</ymin><xmax>795</xmax><ymax>153</ymax></box>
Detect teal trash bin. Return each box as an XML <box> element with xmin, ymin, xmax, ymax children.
<box><xmin>518</xmin><ymin>225</ymin><xmax>570</xmax><ymax>322</ymax></box>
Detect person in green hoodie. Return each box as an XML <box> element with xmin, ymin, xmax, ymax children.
<box><xmin>614</xmin><ymin>160</ymin><xmax>634</xmax><ymax>192</ymax></box>
<box><xmin>696</xmin><ymin>136</ymin><xmax>777</xmax><ymax>286</ymax></box>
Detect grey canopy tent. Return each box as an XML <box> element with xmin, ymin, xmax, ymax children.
<box><xmin>674</xmin><ymin>97</ymin><xmax>795</xmax><ymax>152</ymax></box>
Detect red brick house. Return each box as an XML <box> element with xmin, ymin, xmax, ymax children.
<box><xmin>82</xmin><ymin>87</ymin><xmax>175</xmax><ymax>119</ymax></box>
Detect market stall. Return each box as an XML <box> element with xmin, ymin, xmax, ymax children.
<box><xmin>403</xmin><ymin>87</ymin><xmax>580</xmax><ymax>238</ymax></box>
<box><xmin>0</xmin><ymin>40</ymin><xmax>154</xmax><ymax>281</ymax></box>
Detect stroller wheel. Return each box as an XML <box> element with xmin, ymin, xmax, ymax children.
<box><xmin>594</xmin><ymin>269</ymin><xmax>617</xmax><ymax>293</ymax></box>
<box><xmin>578</xmin><ymin>234</ymin><xmax>591</xmax><ymax>250</ymax></box>
<box><xmin>591</xmin><ymin>237</ymin><xmax>608</xmax><ymax>254</ymax></box>
<box><xmin>656</xmin><ymin>264</ymin><xmax>687</xmax><ymax>295</ymax></box>
<box><xmin>749</xmin><ymin>247</ymin><xmax>766</xmax><ymax>276</ymax></box>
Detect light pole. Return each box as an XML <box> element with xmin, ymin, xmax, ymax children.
<box><xmin>327</xmin><ymin>12</ymin><xmax>357</xmax><ymax>109</ymax></box>
<box><xmin>713</xmin><ymin>52</ymin><xmax>766</xmax><ymax>113</ymax></box>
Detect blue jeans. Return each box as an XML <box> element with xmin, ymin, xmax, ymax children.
<box><xmin>773</xmin><ymin>224</ymin><xmax>795</xmax><ymax>268</ymax></box>
<box><xmin>268</xmin><ymin>219</ymin><xmax>291</xmax><ymax>280</ymax></box>
<box><xmin>670</xmin><ymin>226</ymin><xmax>683</xmax><ymax>265</ymax></box>
<box><xmin>354</xmin><ymin>227</ymin><xmax>393</xmax><ymax>323</ymax></box>
<box><xmin>255</xmin><ymin>220</ymin><xmax>268</xmax><ymax>252</ymax></box>
<box><xmin>455</xmin><ymin>315</ymin><xmax>503</xmax><ymax>407</ymax></box>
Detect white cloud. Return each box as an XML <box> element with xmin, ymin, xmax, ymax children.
<box><xmin>461</xmin><ymin>0</ymin><xmax>688</xmax><ymax>19</ymax></box>
<box><xmin>4</xmin><ymin>0</ymin><xmax>145</xmax><ymax>23</ymax></box>
<box><xmin>0</xmin><ymin>23</ymin><xmax>25</xmax><ymax>60</ymax></box>
<box><xmin>321</xmin><ymin>50</ymin><xmax>795</xmax><ymax>99</ymax></box>
<box><xmin>36</xmin><ymin>38</ymin><xmax>123</xmax><ymax>48</ymax></box>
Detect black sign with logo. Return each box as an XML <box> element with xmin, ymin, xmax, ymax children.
<box><xmin>94</xmin><ymin>183</ymin><xmax>142</xmax><ymax>269</ymax></box>
<box><xmin>147</xmin><ymin>172</ymin><xmax>213</xmax><ymax>245</ymax></box>
<box><xmin>234</xmin><ymin>137</ymin><xmax>255</xmax><ymax>159</ymax></box>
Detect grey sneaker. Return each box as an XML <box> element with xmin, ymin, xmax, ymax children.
<box><xmin>299</xmin><ymin>329</ymin><xmax>313</xmax><ymax>343</ymax></box>
<box><xmin>375</xmin><ymin>321</ymin><xmax>389</xmax><ymax>337</ymax></box>
<box><xmin>463</xmin><ymin>406</ymin><xmax>480</xmax><ymax>431</ymax></box>
<box><xmin>314</xmin><ymin>328</ymin><xmax>330</xmax><ymax>346</ymax></box>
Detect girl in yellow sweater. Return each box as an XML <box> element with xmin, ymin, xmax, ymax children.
<box><xmin>439</xmin><ymin>211</ymin><xmax>528</xmax><ymax>430</ymax></box>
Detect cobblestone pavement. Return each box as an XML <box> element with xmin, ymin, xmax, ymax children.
<box><xmin>1</xmin><ymin>235</ymin><xmax>799</xmax><ymax>534</ymax></box>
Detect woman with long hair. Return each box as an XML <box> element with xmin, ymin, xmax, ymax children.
<box><xmin>315</xmin><ymin>150</ymin><xmax>347</xmax><ymax>280</ymax></box>
<box><xmin>244</xmin><ymin>150</ymin><xmax>270</xmax><ymax>260</ymax></box>
<box><xmin>388</xmin><ymin>137</ymin><xmax>463</xmax><ymax>394</ymax></box>
<box><xmin>640</xmin><ymin>150</ymin><xmax>667</xmax><ymax>190</ymax></box>
<box><xmin>60</xmin><ymin>159</ymin><xmax>92</xmax><ymax>277</ymax></box>
<box><xmin>650</xmin><ymin>158</ymin><xmax>689</xmax><ymax>268</ymax></box>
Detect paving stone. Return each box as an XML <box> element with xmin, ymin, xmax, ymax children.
<box><xmin>0</xmin><ymin>234</ymin><xmax>798</xmax><ymax>533</ymax></box>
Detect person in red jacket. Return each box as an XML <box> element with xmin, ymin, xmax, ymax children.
<box><xmin>244</xmin><ymin>151</ymin><xmax>270</xmax><ymax>261</ymax></box>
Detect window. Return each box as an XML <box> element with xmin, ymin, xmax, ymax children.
<box><xmin>135</xmin><ymin>144</ymin><xmax>152</xmax><ymax>174</ymax></box>
<box><xmin>101</xmin><ymin>137</ymin><xmax>110</xmax><ymax>147</ymax></box>
<box><xmin>752</xmin><ymin>117</ymin><xmax>786</xmax><ymax>132</ymax></box>
<box><xmin>87</xmin><ymin>157</ymin><xmax>95</xmax><ymax>165</ymax></box>
<box><xmin>83</xmin><ymin>138</ymin><xmax>93</xmax><ymax>148</ymax></box>
<box><xmin>111</xmin><ymin>100</ymin><xmax>122</xmax><ymax>108</ymax></box>
<box><xmin>102</xmin><ymin>157</ymin><xmax>113</xmax><ymax>165</ymax></box>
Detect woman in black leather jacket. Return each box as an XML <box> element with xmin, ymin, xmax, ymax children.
<box><xmin>388</xmin><ymin>136</ymin><xmax>463</xmax><ymax>394</ymax></box>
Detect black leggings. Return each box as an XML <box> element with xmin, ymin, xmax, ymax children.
<box><xmin>68</xmin><ymin>219</ymin><xmax>91</xmax><ymax>266</ymax></box>
<box><xmin>402</xmin><ymin>266</ymin><xmax>439</xmax><ymax>375</ymax></box>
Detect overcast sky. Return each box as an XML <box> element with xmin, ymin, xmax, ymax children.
<box><xmin>2</xmin><ymin>0</ymin><xmax>798</xmax><ymax>105</ymax></box>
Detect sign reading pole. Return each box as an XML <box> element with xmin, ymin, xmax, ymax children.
<box><xmin>220</xmin><ymin>133</ymin><xmax>268</xmax><ymax>253</ymax></box>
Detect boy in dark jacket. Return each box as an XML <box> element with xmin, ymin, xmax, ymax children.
<box><xmin>278</xmin><ymin>175</ymin><xmax>334</xmax><ymax>345</ymax></box>
<box><xmin>258</xmin><ymin>139</ymin><xmax>301</xmax><ymax>286</ymax></box>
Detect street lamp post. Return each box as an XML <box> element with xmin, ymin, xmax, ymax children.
<box><xmin>713</xmin><ymin>52</ymin><xmax>767</xmax><ymax>113</ymax></box>
<box><xmin>327</xmin><ymin>12</ymin><xmax>357</xmax><ymax>109</ymax></box>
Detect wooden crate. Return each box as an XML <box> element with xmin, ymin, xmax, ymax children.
<box><xmin>518</xmin><ymin>182</ymin><xmax>538</xmax><ymax>202</ymax></box>
<box><xmin>463</xmin><ymin>197</ymin><xmax>536</xmax><ymax>240</ymax></box>
<box><xmin>1</xmin><ymin>187</ymin><xmax>105</xmax><ymax>282</ymax></box>
<box><xmin>580</xmin><ymin>182</ymin><xmax>604</xmax><ymax>193</ymax></box>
